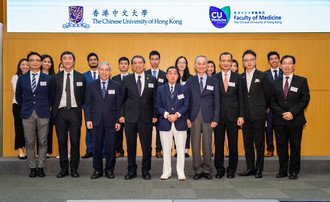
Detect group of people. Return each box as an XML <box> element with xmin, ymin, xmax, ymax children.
<box><xmin>12</xmin><ymin>49</ymin><xmax>310</xmax><ymax>181</ymax></box>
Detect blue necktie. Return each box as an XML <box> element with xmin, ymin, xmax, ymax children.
<box><xmin>137</xmin><ymin>76</ymin><xmax>142</xmax><ymax>96</ymax></box>
<box><xmin>66</xmin><ymin>73</ymin><xmax>71</xmax><ymax>109</ymax></box>
<box><xmin>93</xmin><ymin>72</ymin><xmax>97</xmax><ymax>80</ymax></box>
<box><xmin>102</xmin><ymin>82</ymin><xmax>106</xmax><ymax>99</ymax></box>
<box><xmin>170</xmin><ymin>86</ymin><xmax>174</xmax><ymax>98</ymax></box>
<box><xmin>199</xmin><ymin>77</ymin><xmax>203</xmax><ymax>93</ymax></box>
<box><xmin>152</xmin><ymin>71</ymin><xmax>157</xmax><ymax>78</ymax></box>
<box><xmin>31</xmin><ymin>73</ymin><xmax>37</xmax><ymax>92</ymax></box>
<box><xmin>274</xmin><ymin>70</ymin><xmax>278</xmax><ymax>79</ymax></box>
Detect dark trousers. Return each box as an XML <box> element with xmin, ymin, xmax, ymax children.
<box><xmin>47</xmin><ymin>121</ymin><xmax>54</xmax><ymax>154</ymax></box>
<box><xmin>12</xmin><ymin>104</ymin><xmax>25</xmax><ymax>149</ymax></box>
<box><xmin>55</xmin><ymin>108</ymin><xmax>82</xmax><ymax>172</ymax></box>
<box><xmin>125</xmin><ymin>121</ymin><xmax>152</xmax><ymax>174</ymax></box>
<box><xmin>85</xmin><ymin>129</ymin><xmax>93</xmax><ymax>153</ymax></box>
<box><xmin>274</xmin><ymin>123</ymin><xmax>303</xmax><ymax>175</ymax></box>
<box><xmin>242</xmin><ymin>119</ymin><xmax>265</xmax><ymax>171</ymax></box>
<box><xmin>115</xmin><ymin>123</ymin><xmax>125</xmax><ymax>154</ymax></box>
<box><xmin>214</xmin><ymin>119</ymin><xmax>238</xmax><ymax>174</ymax></box>
<box><xmin>155</xmin><ymin>127</ymin><xmax>162</xmax><ymax>151</ymax></box>
<box><xmin>92</xmin><ymin>117</ymin><xmax>116</xmax><ymax>173</ymax></box>
<box><xmin>265</xmin><ymin>110</ymin><xmax>274</xmax><ymax>152</ymax></box>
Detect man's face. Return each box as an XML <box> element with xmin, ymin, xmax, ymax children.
<box><xmin>195</xmin><ymin>57</ymin><xmax>207</xmax><ymax>74</ymax></box>
<box><xmin>61</xmin><ymin>54</ymin><xmax>75</xmax><ymax>71</ymax></box>
<box><xmin>98</xmin><ymin>64</ymin><xmax>111</xmax><ymax>81</ymax></box>
<box><xmin>149</xmin><ymin>55</ymin><xmax>160</xmax><ymax>69</ymax></box>
<box><xmin>281</xmin><ymin>57</ymin><xmax>295</xmax><ymax>76</ymax></box>
<box><xmin>132</xmin><ymin>57</ymin><xmax>145</xmax><ymax>74</ymax></box>
<box><xmin>220</xmin><ymin>54</ymin><xmax>232</xmax><ymax>71</ymax></box>
<box><xmin>28</xmin><ymin>54</ymin><xmax>42</xmax><ymax>71</ymax></box>
<box><xmin>119</xmin><ymin>60</ymin><xmax>129</xmax><ymax>73</ymax></box>
<box><xmin>166</xmin><ymin>68</ymin><xmax>179</xmax><ymax>85</ymax></box>
<box><xmin>243</xmin><ymin>53</ymin><xmax>256</xmax><ymax>70</ymax></box>
<box><xmin>88</xmin><ymin>56</ymin><xmax>99</xmax><ymax>69</ymax></box>
<box><xmin>268</xmin><ymin>54</ymin><xmax>280</xmax><ymax>69</ymax></box>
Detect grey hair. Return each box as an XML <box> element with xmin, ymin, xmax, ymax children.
<box><xmin>98</xmin><ymin>62</ymin><xmax>111</xmax><ymax>71</ymax></box>
<box><xmin>195</xmin><ymin>55</ymin><xmax>208</xmax><ymax>64</ymax></box>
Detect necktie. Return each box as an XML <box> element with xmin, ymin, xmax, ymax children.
<box><xmin>170</xmin><ymin>85</ymin><xmax>174</xmax><ymax>98</ymax></box>
<box><xmin>224</xmin><ymin>73</ymin><xmax>229</xmax><ymax>92</ymax></box>
<box><xmin>152</xmin><ymin>70</ymin><xmax>157</xmax><ymax>78</ymax></box>
<box><xmin>93</xmin><ymin>71</ymin><xmax>97</xmax><ymax>80</ymax></box>
<box><xmin>66</xmin><ymin>73</ymin><xmax>71</xmax><ymax>109</ymax></box>
<box><xmin>199</xmin><ymin>77</ymin><xmax>203</xmax><ymax>93</ymax></box>
<box><xmin>31</xmin><ymin>73</ymin><xmax>37</xmax><ymax>92</ymax></box>
<box><xmin>101</xmin><ymin>82</ymin><xmax>106</xmax><ymax>99</ymax></box>
<box><xmin>137</xmin><ymin>76</ymin><xmax>142</xmax><ymax>97</ymax></box>
<box><xmin>283</xmin><ymin>76</ymin><xmax>289</xmax><ymax>99</ymax></box>
<box><xmin>274</xmin><ymin>70</ymin><xmax>278</xmax><ymax>79</ymax></box>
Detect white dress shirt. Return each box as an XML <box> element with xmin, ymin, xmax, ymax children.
<box><xmin>246</xmin><ymin>68</ymin><xmax>256</xmax><ymax>92</ymax></box>
<box><xmin>59</xmin><ymin>70</ymin><xmax>78</xmax><ymax>108</ymax></box>
<box><xmin>134</xmin><ymin>72</ymin><xmax>145</xmax><ymax>96</ymax></box>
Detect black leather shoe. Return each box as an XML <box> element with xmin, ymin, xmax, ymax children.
<box><xmin>155</xmin><ymin>151</ymin><xmax>163</xmax><ymax>158</ymax></box>
<box><xmin>185</xmin><ymin>153</ymin><xmax>190</xmax><ymax>158</ymax></box>
<box><xmin>227</xmin><ymin>171</ymin><xmax>235</xmax><ymax>179</ymax></box>
<box><xmin>82</xmin><ymin>152</ymin><xmax>93</xmax><ymax>159</ymax></box>
<box><xmin>29</xmin><ymin>168</ymin><xmax>37</xmax><ymax>178</ymax></box>
<box><xmin>193</xmin><ymin>173</ymin><xmax>203</xmax><ymax>180</ymax></box>
<box><xmin>142</xmin><ymin>172</ymin><xmax>152</xmax><ymax>180</ymax></box>
<box><xmin>37</xmin><ymin>168</ymin><xmax>45</xmax><ymax>177</ymax></box>
<box><xmin>276</xmin><ymin>173</ymin><xmax>288</xmax><ymax>178</ymax></box>
<box><xmin>124</xmin><ymin>172</ymin><xmax>137</xmax><ymax>180</ymax></box>
<box><xmin>105</xmin><ymin>171</ymin><xmax>115</xmax><ymax>179</ymax></box>
<box><xmin>215</xmin><ymin>171</ymin><xmax>225</xmax><ymax>179</ymax></box>
<box><xmin>238</xmin><ymin>169</ymin><xmax>257</xmax><ymax>176</ymax></box>
<box><xmin>203</xmin><ymin>173</ymin><xmax>213</xmax><ymax>179</ymax></box>
<box><xmin>71</xmin><ymin>170</ymin><xmax>80</xmax><ymax>178</ymax></box>
<box><xmin>91</xmin><ymin>171</ymin><xmax>103</xmax><ymax>179</ymax></box>
<box><xmin>18</xmin><ymin>155</ymin><xmax>27</xmax><ymax>160</ymax></box>
<box><xmin>174</xmin><ymin>153</ymin><xmax>177</xmax><ymax>158</ymax></box>
<box><xmin>289</xmin><ymin>173</ymin><xmax>298</xmax><ymax>180</ymax></box>
<box><xmin>255</xmin><ymin>171</ymin><xmax>263</xmax><ymax>178</ymax></box>
<box><xmin>57</xmin><ymin>170</ymin><xmax>69</xmax><ymax>178</ymax></box>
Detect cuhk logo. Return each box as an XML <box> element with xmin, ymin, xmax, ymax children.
<box><xmin>63</xmin><ymin>6</ymin><xmax>90</xmax><ymax>29</ymax></box>
<box><xmin>209</xmin><ymin>6</ymin><xmax>231</xmax><ymax>29</ymax></box>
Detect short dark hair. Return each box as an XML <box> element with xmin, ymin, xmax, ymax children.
<box><xmin>281</xmin><ymin>55</ymin><xmax>296</xmax><ymax>64</ymax></box>
<box><xmin>118</xmin><ymin>57</ymin><xmax>130</xmax><ymax>65</ymax></box>
<box><xmin>131</xmin><ymin>55</ymin><xmax>145</xmax><ymax>64</ymax></box>
<box><xmin>219</xmin><ymin>52</ymin><xmax>233</xmax><ymax>61</ymax></box>
<box><xmin>16</xmin><ymin>58</ymin><xmax>28</xmax><ymax>75</ymax></box>
<box><xmin>242</xmin><ymin>50</ymin><xmax>256</xmax><ymax>59</ymax></box>
<box><xmin>27</xmin><ymin>51</ymin><xmax>41</xmax><ymax>61</ymax></box>
<box><xmin>166</xmin><ymin>66</ymin><xmax>179</xmax><ymax>73</ymax></box>
<box><xmin>267</xmin><ymin>51</ymin><xmax>280</xmax><ymax>61</ymax></box>
<box><xmin>232</xmin><ymin>59</ymin><xmax>239</xmax><ymax>67</ymax></box>
<box><xmin>41</xmin><ymin>54</ymin><xmax>55</xmax><ymax>75</ymax></box>
<box><xmin>207</xmin><ymin>60</ymin><xmax>216</xmax><ymax>75</ymax></box>
<box><xmin>87</xmin><ymin>52</ymin><xmax>99</xmax><ymax>61</ymax></box>
<box><xmin>149</xmin><ymin>50</ymin><xmax>160</xmax><ymax>59</ymax></box>
<box><xmin>60</xmin><ymin>51</ymin><xmax>76</xmax><ymax>61</ymax></box>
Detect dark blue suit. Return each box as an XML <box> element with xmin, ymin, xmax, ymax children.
<box><xmin>84</xmin><ymin>78</ymin><xmax>121</xmax><ymax>173</ymax></box>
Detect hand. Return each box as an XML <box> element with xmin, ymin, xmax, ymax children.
<box><xmin>282</xmin><ymin>112</ymin><xmax>293</xmax><ymax>121</ymax></box>
<box><xmin>237</xmin><ymin>117</ymin><xmax>244</xmax><ymax>126</ymax></box>
<box><xmin>210</xmin><ymin>122</ymin><xmax>218</xmax><ymax>128</ymax></box>
<box><xmin>119</xmin><ymin>117</ymin><xmax>125</xmax><ymax>123</ymax></box>
<box><xmin>168</xmin><ymin>114</ymin><xmax>178</xmax><ymax>123</ymax></box>
<box><xmin>115</xmin><ymin>123</ymin><xmax>121</xmax><ymax>131</ymax></box>
<box><xmin>86</xmin><ymin>121</ymin><xmax>93</xmax><ymax>129</ymax></box>
<box><xmin>152</xmin><ymin>118</ymin><xmax>158</xmax><ymax>124</ymax></box>
<box><xmin>187</xmin><ymin>119</ymin><xmax>192</xmax><ymax>128</ymax></box>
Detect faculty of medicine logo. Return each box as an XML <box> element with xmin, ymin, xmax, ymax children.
<box><xmin>63</xmin><ymin>6</ymin><xmax>90</xmax><ymax>29</ymax></box>
<box><xmin>209</xmin><ymin>6</ymin><xmax>231</xmax><ymax>29</ymax></box>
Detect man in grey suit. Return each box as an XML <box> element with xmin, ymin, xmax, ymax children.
<box><xmin>186</xmin><ymin>55</ymin><xmax>220</xmax><ymax>180</ymax></box>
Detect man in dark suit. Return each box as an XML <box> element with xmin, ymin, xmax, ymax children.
<box><xmin>145</xmin><ymin>50</ymin><xmax>167</xmax><ymax>158</ymax></box>
<box><xmin>52</xmin><ymin>51</ymin><xmax>86</xmax><ymax>178</ymax></box>
<box><xmin>111</xmin><ymin>57</ymin><xmax>130</xmax><ymax>158</ymax></box>
<box><xmin>16</xmin><ymin>51</ymin><xmax>52</xmax><ymax>178</ymax></box>
<box><xmin>238</xmin><ymin>50</ymin><xmax>272</xmax><ymax>178</ymax></box>
<box><xmin>264</xmin><ymin>51</ymin><xmax>283</xmax><ymax>157</ymax></box>
<box><xmin>213</xmin><ymin>52</ymin><xmax>244</xmax><ymax>179</ymax></box>
<box><xmin>271</xmin><ymin>55</ymin><xmax>310</xmax><ymax>180</ymax></box>
<box><xmin>155</xmin><ymin>66</ymin><xmax>189</xmax><ymax>181</ymax></box>
<box><xmin>84</xmin><ymin>62</ymin><xmax>122</xmax><ymax>179</ymax></box>
<box><xmin>119</xmin><ymin>55</ymin><xmax>157</xmax><ymax>180</ymax></box>
<box><xmin>82</xmin><ymin>52</ymin><xmax>99</xmax><ymax>159</ymax></box>
<box><xmin>186</xmin><ymin>55</ymin><xmax>220</xmax><ymax>180</ymax></box>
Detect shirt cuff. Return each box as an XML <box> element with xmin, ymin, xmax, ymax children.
<box><xmin>164</xmin><ymin>111</ymin><xmax>169</xmax><ymax>119</ymax></box>
<box><xmin>176</xmin><ymin>112</ymin><xmax>181</xmax><ymax>118</ymax></box>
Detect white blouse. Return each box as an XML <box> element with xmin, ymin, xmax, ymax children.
<box><xmin>11</xmin><ymin>74</ymin><xmax>18</xmax><ymax>104</ymax></box>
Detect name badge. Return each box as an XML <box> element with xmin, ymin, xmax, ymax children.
<box><xmin>76</xmin><ymin>82</ymin><xmax>83</xmax><ymax>86</ymax></box>
<box><xmin>206</xmin><ymin>85</ymin><xmax>214</xmax><ymax>91</ymax></box>
<box><xmin>108</xmin><ymin>90</ymin><xmax>115</xmax><ymax>94</ymax></box>
<box><xmin>158</xmin><ymin>78</ymin><xmax>164</xmax><ymax>83</ymax></box>
<box><xmin>290</xmin><ymin>86</ymin><xmax>298</xmax><ymax>92</ymax></box>
<box><xmin>228</xmin><ymin>82</ymin><xmax>235</xmax><ymax>87</ymax></box>
<box><xmin>40</xmin><ymin>81</ymin><xmax>47</xmax><ymax>86</ymax></box>
<box><xmin>148</xmin><ymin>83</ymin><xmax>154</xmax><ymax>88</ymax></box>
<box><xmin>254</xmin><ymin>79</ymin><xmax>260</xmax><ymax>83</ymax></box>
<box><xmin>177</xmin><ymin>94</ymin><xmax>184</xmax><ymax>100</ymax></box>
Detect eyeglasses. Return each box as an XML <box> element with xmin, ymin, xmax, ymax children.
<box><xmin>29</xmin><ymin>59</ymin><xmax>41</xmax><ymax>62</ymax></box>
<box><xmin>243</xmin><ymin>58</ymin><xmax>256</xmax><ymax>63</ymax></box>
<box><xmin>281</xmin><ymin>62</ymin><xmax>294</xmax><ymax>65</ymax></box>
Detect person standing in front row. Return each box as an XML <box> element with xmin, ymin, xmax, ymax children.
<box><xmin>119</xmin><ymin>55</ymin><xmax>157</xmax><ymax>180</ymax></box>
<box><xmin>271</xmin><ymin>55</ymin><xmax>310</xmax><ymax>180</ymax></box>
<box><xmin>186</xmin><ymin>55</ymin><xmax>220</xmax><ymax>180</ymax></box>
<box><xmin>52</xmin><ymin>51</ymin><xmax>86</xmax><ymax>178</ymax></box>
<box><xmin>84</xmin><ymin>62</ymin><xmax>122</xmax><ymax>179</ymax></box>
<box><xmin>238</xmin><ymin>50</ymin><xmax>272</xmax><ymax>178</ymax></box>
<box><xmin>155</xmin><ymin>66</ymin><xmax>189</xmax><ymax>181</ymax></box>
<box><xmin>16</xmin><ymin>52</ymin><xmax>52</xmax><ymax>178</ymax></box>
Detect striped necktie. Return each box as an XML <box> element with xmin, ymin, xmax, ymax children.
<box><xmin>283</xmin><ymin>76</ymin><xmax>289</xmax><ymax>99</ymax></box>
<box><xmin>31</xmin><ymin>73</ymin><xmax>37</xmax><ymax>92</ymax></box>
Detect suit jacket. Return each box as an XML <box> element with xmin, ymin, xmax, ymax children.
<box><xmin>186</xmin><ymin>75</ymin><xmax>220</xmax><ymax>123</ymax></box>
<box><xmin>145</xmin><ymin>69</ymin><xmax>167</xmax><ymax>87</ymax></box>
<box><xmin>112</xmin><ymin>74</ymin><xmax>124</xmax><ymax>84</ymax></box>
<box><xmin>265</xmin><ymin>68</ymin><xmax>283</xmax><ymax>85</ymax></box>
<box><xmin>155</xmin><ymin>83</ymin><xmax>189</xmax><ymax>131</ymax></box>
<box><xmin>84</xmin><ymin>79</ymin><xmax>121</xmax><ymax>126</ymax></box>
<box><xmin>213</xmin><ymin>71</ymin><xmax>244</xmax><ymax>122</ymax></box>
<box><xmin>120</xmin><ymin>73</ymin><xmax>157</xmax><ymax>123</ymax></box>
<box><xmin>241</xmin><ymin>69</ymin><xmax>272</xmax><ymax>120</ymax></box>
<box><xmin>51</xmin><ymin>70</ymin><xmax>86</xmax><ymax>120</ymax></box>
<box><xmin>15</xmin><ymin>71</ymin><xmax>52</xmax><ymax>119</ymax></box>
<box><xmin>270</xmin><ymin>75</ymin><xmax>310</xmax><ymax>126</ymax></box>
<box><xmin>83</xmin><ymin>70</ymin><xmax>97</xmax><ymax>84</ymax></box>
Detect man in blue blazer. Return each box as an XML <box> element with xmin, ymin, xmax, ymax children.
<box><xmin>155</xmin><ymin>66</ymin><xmax>189</xmax><ymax>180</ymax></box>
<box><xmin>186</xmin><ymin>55</ymin><xmax>220</xmax><ymax>180</ymax></box>
<box><xmin>84</xmin><ymin>62</ymin><xmax>121</xmax><ymax>179</ymax></box>
<box><xmin>16</xmin><ymin>51</ymin><xmax>52</xmax><ymax>178</ymax></box>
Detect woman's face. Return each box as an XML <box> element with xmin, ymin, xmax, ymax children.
<box><xmin>207</xmin><ymin>63</ymin><xmax>215</xmax><ymax>76</ymax></box>
<box><xmin>177</xmin><ymin>58</ymin><xmax>187</xmax><ymax>71</ymax></box>
<box><xmin>20</xmin><ymin>60</ymin><xmax>30</xmax><ymax>74</ymax></box>
<box><xmin>231</xmin><ymin>62</ymin><xmax>238</xmax><ymax>72</ymax></box>
<box><xmin>42</xmin><ymin>57</ymin><xmax>52</xmax><ymax>70</ymax></box>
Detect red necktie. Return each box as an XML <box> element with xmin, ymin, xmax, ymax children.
<box><xmin>224</xmin><ymin>73</ymin><xmax>228</xmax><ymax>92</ymax></box>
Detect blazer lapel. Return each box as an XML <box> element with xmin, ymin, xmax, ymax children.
<box><xmin>131</xmin><ymin>75</ymin><xmax>140</xmax><ymax>97</ymax></box>
<box><xmin>218</xmin><ymin>73</ymin><xmax>226</xmax><ymax>94</ymax></box>
<box><xmin>249</xmin><ymin>70</ymin><xmax>259</xmax><ymax>92</ymax></box>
